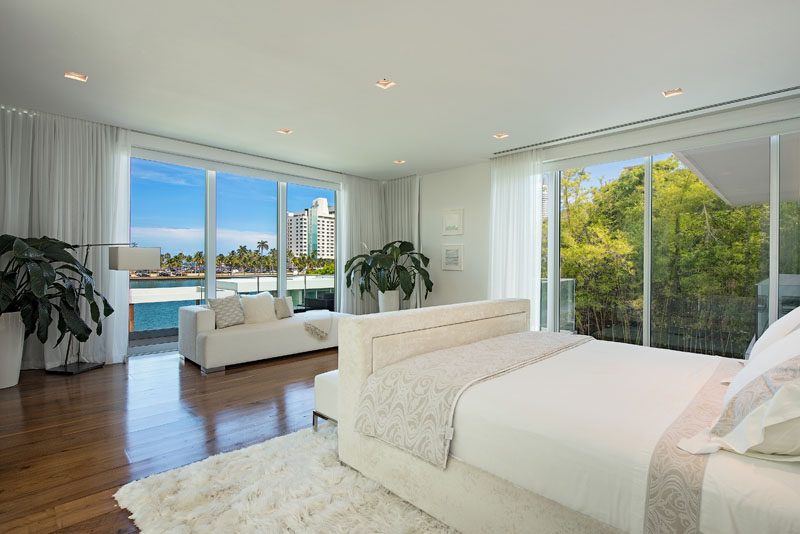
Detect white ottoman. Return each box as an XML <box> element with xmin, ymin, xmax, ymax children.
<box><xmin>313</xmin><ymin>369</ymin><xmax>339</xmax><ymax>428</ymax></box>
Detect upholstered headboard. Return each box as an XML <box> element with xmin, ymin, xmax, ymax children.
<box><xmin>338</xmin><ymin>299</ymin><xmax>530</xmax><ymax>466</ymax></box>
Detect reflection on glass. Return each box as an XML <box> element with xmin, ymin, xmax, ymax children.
<box><xmin>539</xmin><ymin>173</ymin><xmax>549</xmax><ymax>330</ymax></box>
<box><xmin>651</xmin><ymin>141</ymin><xmax>769</xmax><ymax>358</ymax></box>
<box><xmin>779</xmin><ymin>133</ymin><xmax>800</xmax><ymax>320</ymax></box>
<box><xmin>216</xmin><ymin>173</ymin><xmax>278</xmax><ymax>299</ymax></box>
<box><xmin>286</xmin><ymin>184</ymin><xmax>336</xmax><ymax>309</ymax></box>
<box><xmin>129</xmin><ymin>158</ymin><xmax>206</xmax><ymax>334</ymax></box>
<box><xmin>559</xmin><ymin>159</ymin><xmax>645</xmax><ymax>344</ymax></box>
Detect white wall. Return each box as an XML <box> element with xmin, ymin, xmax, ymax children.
<box><xmin>419</xmin><ymin>161</ymin><xmax>491</xmax><ymax>307</ymax></box>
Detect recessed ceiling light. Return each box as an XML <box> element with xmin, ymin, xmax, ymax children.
<box><xmin>393</xmin><ymin>160</ymin><xmax>406</xmax><ymax>164</ymax></box>
<box><xmin>64</xmin><ymin>71</ymin><xmax>88</xmax><ymax>83</ymax></box>
<box><xmin>375</xmin><ymin>78</ymin><xmax>396</xmax><ymax>90</ymax></box>
<box><xmin>493</xmin><ymin>133</ymin><xmax>509</xmax><ymax>139</ymax></box>
<box><xmin>276</xmin><ymin>128</ymin><xmax>293</xmax><ymax>135</ymax></box>
<box><xmin>661</xmin><ymin>87</ymin><xmax>683</xmax><ymax>98</ymax></box>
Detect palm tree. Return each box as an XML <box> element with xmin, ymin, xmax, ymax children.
<box><xmin>257</xmin><ymin>240</ymin><xmax>269</xmax><ymax>255</ymax></box>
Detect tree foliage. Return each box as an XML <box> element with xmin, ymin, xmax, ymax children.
<box><xmin>558</xmin><ymin>156</ymin><xmax>794</xmax><ymax>358</ymax></box>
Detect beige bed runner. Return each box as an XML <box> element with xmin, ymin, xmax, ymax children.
<box><xmin>644</xmin><ymin>358</ymin><xmax>743</xmax><ymax>534</ymax></box>
<box><xmin>355</xmin><ymin>331</ymin><xmax>591</xmax><ymax>468</ymax></box>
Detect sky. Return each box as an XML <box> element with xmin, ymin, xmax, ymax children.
<box><xmin>575</xmin><ymin>153</ymin><xmax>676</xmax><ymax>188</ymax></box>
<box><xmin>130</xmin><ymin>158</ymin><xmax>336</xmax><ymax>256</ymax></box>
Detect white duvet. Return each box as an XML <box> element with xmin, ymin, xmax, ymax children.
<box><xmin>449</xmin><ymin>339</ymin><xmax>800</xmax><ymax>534</ymax></box>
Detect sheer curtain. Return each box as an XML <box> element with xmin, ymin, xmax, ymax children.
<box><xmin>336</xmin><ymin>175</ymin><xmax>386</xmax><ymax>314</ymax></box>
<box><xmin>383</xmin><ymin>175</ymin><xmax>421</xmax><ymax>309</ymax></box>
<box><xmin>488</xmin><ymin>149</ymin><xmax>543</xmax><ymax>329</ymax></box>
<box><xmin>0</xmin><ymin>108</ymin><xmax>131</xmax><ymax>368</ymax></box>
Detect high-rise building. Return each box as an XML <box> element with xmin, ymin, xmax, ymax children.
<box><xmin>287</xmin><ymin>197</ymin><xmax>335</xmax><ymax>259</ymax></box>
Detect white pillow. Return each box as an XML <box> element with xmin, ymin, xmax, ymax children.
<box><xmin>207</xmin><ymin>294</ymin><xmax>245</xmax><ymax>329</ymax></box>
<box><xmin>679</xmin><ymin>329</ymin><xmax>800</xmax><ymax>461</ymax></box>
<box><xmin>240</xmin><ymin>292</ymin><xmax>277</xmax><ymax>323</ymax></box>
<box><xmin>750</xmin><ymin>305</ymin><xmax>800</xmax><ymax>360</ymax></box>
<box><xmin>274</xmin><ymin>296</ymin><xmax>294</xmax><ymax>319</ymax></box>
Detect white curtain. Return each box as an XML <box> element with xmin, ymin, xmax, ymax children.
<box><xmin>383</xmin><ymin>175</ymin><xmax>421</xmax><ymax>309</ymax></box>
<box><xmin>1</xmin><ymin>108</ymin><xmax>131</xmax><ymax>368</ymax></box>
<box><xmin>336</xmin><ymin>175</ymin><xmax>386</xmax><ymax>314</ymax></box>
<box><xmin>488</xmin><ymin>150</ymin><xmax>543</xmax><ymax>329</ymax></box>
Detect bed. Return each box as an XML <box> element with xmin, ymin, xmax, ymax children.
<box><xmin>337</xmin><ymin>299</ymin><xmax>800</xmax><ymax>533</ymax></box>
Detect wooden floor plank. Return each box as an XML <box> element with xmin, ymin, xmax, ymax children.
<box><xmin>0</xmin><ymin>349</ymin><xmax>337</xmax><ymax>533</ymax></box>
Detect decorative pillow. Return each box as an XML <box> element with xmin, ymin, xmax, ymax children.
<box><xmin>274</xmin><ymin>296</ymin><xmax>294</xmax><ymax>319</ymax></box>
<box><xmin>750</xmin><ymin>305</ymin><xmax>800</xmax><ymax>360</ymax></box>
<box><xmin>240</xmin><ymin>292</ymin><xmax>277</xmax><ymax>324</ymax></box>
<box><xmin>679</xmin><ymin>329</ymin><xmax>800</xmax><ymax>460</ymax></box>
<box><xmin>207</xmin><ymin>294</ymin><xmax>245</xmax><ymax>329</ymax></box>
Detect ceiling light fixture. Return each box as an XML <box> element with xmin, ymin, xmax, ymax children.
<box><xmin>375</xmin><ymin>78</ymin><xmax>396</xmax><ymax>89</ymax></box>
<box><xmin>493</xmin><ymin>133</ymin><xmax>509</xmax><ymax>139</ymax></box>
<box><xmin>276</xmin><ymin>128</ymin><xmax>293</xmax><ymax>135</ymax></box>
<box><xmin>393</xmin><ymin>160</ymin><xmax>406</xmax><ymax>164</ymax></box>
<box><xmin>661</xmin><ymin>87</ymin><xmax>683</xmax><ymax>98</ymax></box>
<box><xmin>64</xmin><ymin>71</ymin><xmax>88</xmax><ymax>83</ymax></box>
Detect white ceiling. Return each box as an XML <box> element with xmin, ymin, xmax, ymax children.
<box><xmin>1</xmin><ymin>0</ymin><xmax>799</xmax><ymax>180</ymax></box>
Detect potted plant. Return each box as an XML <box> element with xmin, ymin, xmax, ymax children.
<box><xmin>344</xmin><ymin>240</ymin><xmax>433</xmax><ymax>312</ymax></box>
<box><xmin>0</xmin><ymin>235</ymin><xmax>114</xmax><ymax>388</ymax></box>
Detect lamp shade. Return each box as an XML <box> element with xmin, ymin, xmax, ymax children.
<box><xmin>108</xmin><ymin>247</ymin><xmax>161</xmax><ymax>271</ymax></box>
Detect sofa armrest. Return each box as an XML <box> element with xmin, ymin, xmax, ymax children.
<box><xmin>178</xmin><ymin>305</ymin><xmax>215</xmax><ymax>364</ymax></box>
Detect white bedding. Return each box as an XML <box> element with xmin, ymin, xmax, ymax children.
<box><xmin>450</xmin><ymin>339</ymin><xmax>800</xmax><ymax>534</ymax></box>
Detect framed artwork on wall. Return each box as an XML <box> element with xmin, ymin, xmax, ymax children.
<box><xmin>442</xmin><ymin>208</ymin><xmax>464</xmax><ymax>235</ymax></box>
<box><xmin>441</xmin><ymin>244</ymin><xmax>464</xmax><ymax>271</ymax></box>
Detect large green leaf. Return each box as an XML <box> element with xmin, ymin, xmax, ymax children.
<box><xmin>376</xmin><ymin>269</ymin><xmax>388</xmax><ymax>293</ymax></box>
<box><xmin>36</xmin><ymin>300</ymin><xmax>52</xmax><ymax>344</ymax></box>
<box><xmin>0</xmin><ymin>234</ymin><xmax>16</xmax><ymax>256</ymax></box>
<box><xmin>0</xmin><ymin>273</ymin><xmax>17</xmax><ymax>311</ymax></box>
<box><xmin>25</xmin><ymin>261</ymin><xmax>46</xmax><ymax>298</ymax></box>
<box><xmin>397</xmin><ymin>266</ymin><xmax>413</xmax><ymax>299</ymax></box>
<box><xmin>59</xmin><ymin>302</ymin><xmax>92</xmax><ymax>341</ymax></box>
<box><xmin>13</xmin><ymin>238</ymin><xmax>45</xmax><ymax>260</ymax></box>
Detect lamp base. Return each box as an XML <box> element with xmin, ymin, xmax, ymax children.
<box><xmin>46</xmin><ymin>362</ymin><xmax>105</xmax><ymax>375</ymax></box>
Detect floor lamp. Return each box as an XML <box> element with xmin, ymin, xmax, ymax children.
<box><xmin>46</xmin><ymin>244</ymin><xmax>161</xmax><ymax>375</ymax></box>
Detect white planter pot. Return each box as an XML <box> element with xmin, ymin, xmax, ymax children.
<box><xmin>378</xmin><ymin>290</ymin><xmax>400</xmax><ymax>313</ymax></box>
<box><xmin>0</xmin><ymin>312</ymin><xmax>24</xmax><ymax>389</ymax></box>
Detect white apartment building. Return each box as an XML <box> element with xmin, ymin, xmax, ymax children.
<box><xmin>287</xmin><ymin>197</ymin><xmax>335</xmax><ymax>259</ymax></box>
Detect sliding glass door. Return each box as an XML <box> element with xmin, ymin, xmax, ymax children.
<box><xmin>286</xmin><ymin>183</ymin><xmax>336</xmax><ymax>309</ymax></box>
<box><xmin>545</xmin><ymin>132</ymin><xmax>800</xmax><ymax>359</ymax></box>
<box><xmin>558</xmin><ymin>158</ymin><xmax>645</xmax><ymax>344</ymax></box>
<box><xmin>780</xmin><ymin>133</ymin><xmax>800</xmax><ymax>321</ymax></box>
<box><xmin>650</xmin><ymin>142</ymin><xmax>770</xmax><ymax>357</ymax></box>
<box><xmin>216</xmin><ymin>172</ymin><xmax>278</xmax><ymax>298</ymax></box>
<box><xmin>129</xmin><ymin>158</ymin><xmax>206</xmax><ymax>338</ymax></box>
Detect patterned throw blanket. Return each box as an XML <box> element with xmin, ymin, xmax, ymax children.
<box><xmin>355</xmin><ymin>331</ymin><xmax>592</xmax><ymax>468</ymax></box>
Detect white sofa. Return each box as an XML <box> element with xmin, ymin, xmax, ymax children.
<box><xmin>179</xmin><ymin>306</ymin><xmax>345</xmax><ymax>374</ymax></box>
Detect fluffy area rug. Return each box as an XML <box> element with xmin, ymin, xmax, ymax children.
<box><xmin>114</xmin><ymin>423</ymin><xmax>453</xmax><ymax>533</ymax></box>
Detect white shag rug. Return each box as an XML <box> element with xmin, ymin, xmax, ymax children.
<box><xmin>114</xmin><ymin>424</ymin><xmax>454</xmax><ymax>533</ymax></box>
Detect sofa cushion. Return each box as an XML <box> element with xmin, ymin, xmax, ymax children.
<box><xmin>275</xmin><ymin>296</ymin><xmax>294</xmax><ymax>319</ymax></box>
<box><xmin>241</xmin><ymin>291</ymin><xmax>277</xmax><ymax>323</ymax></box>
<box><xmin>207</xmin><ymin>294</ymin><xmax>245</xmax><ymax>329</ymax></box>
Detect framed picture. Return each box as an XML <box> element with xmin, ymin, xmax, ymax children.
<box><xmin>441</xmin><ymin>244</ymin><xmax>464</xmax><ymax>271</ymax></box>
<box><xmin>442</xmin><ymin>208</ymin><xmax>464</xmax><ymax>235</ymax></box>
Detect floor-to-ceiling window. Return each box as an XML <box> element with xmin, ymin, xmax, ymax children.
<box><xmin>216</xmin><ymin>172</ymin><xmax>278</xmax><ymax>298</ymax></box>
<box><xmin>129</xmin><ymin>158</ymin><xmax>206</xmax><ymax>338</ymax></box>
<box><xmin>650</xmin><ymin>142</ymin><xmax>770</xmax><ymax>357</ymax></box>
<box><xmin>558</xmin><ymin>158</ymin><xmax>645</xmax><ymax>343</ymax></box>
<box><xmin>128</xmin><ymin>150</ymin><xmax>341</xmax><ymax>348</ymax></box>
<box><xmin>543</xmin><ymin>130</ymin><xmax>800</xmax><ymax>359</ymax></box>
<box><xmin>285</xmin><ymin>183</ymin><xmax>336</xmax><ymax>309</ymax></box>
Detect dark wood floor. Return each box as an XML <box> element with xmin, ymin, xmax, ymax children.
<box><xmin>0</xmin><ymin>349</ymin><xmax>338</xmax><ymax>533</ymax></box>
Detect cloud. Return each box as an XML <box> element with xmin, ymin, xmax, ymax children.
<box><xmin>133</xmin><ymin>169</ymin><xmax>203</xmax><ymax>187</ymax></box>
